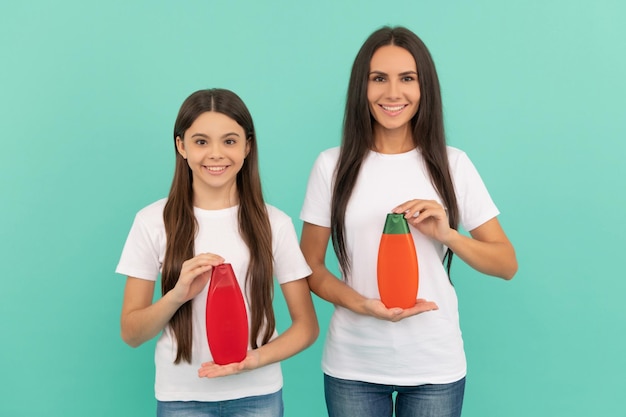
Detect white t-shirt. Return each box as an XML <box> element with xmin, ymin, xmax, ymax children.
<box><xmin>116</xmin><ymin>199</ymin><xmax>312</xmax><ymax>401</ymax></box>
<box><xmin>300</xmin><ymin>146</ymin><xmax>499</xmax><ymax>385</ymax></box>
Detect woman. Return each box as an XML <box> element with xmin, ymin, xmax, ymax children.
<box><xmin>300</xmin><ymin>27</ymin><xmax>517</xmax><ymax>417</ymax></box>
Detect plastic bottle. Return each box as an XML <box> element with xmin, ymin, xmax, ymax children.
<box><xmin>377</xmin><ymin>213</ymin><xmax>419</xmax><ymax>309</ymax></box>
<box><xmin>205</xmin><ymin>263</ymin><xmax>248</xmax><ymax>365</ymax></box>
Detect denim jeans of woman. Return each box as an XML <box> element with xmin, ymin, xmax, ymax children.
<box><xmin>156</xmin><ymin>389</ymin><xmax>283</xmax><ymax>417</ymax></box>
<box><xmin>324</xmin><ymin>374</ymin><xmax>465</xmax><ymax>417</ymax></box>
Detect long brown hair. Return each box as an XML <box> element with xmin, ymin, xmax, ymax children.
<box><xmin>162</xmin><ymin>89</ymin><xmax>274</xmax><ymax>364</ymax></box>
<box><xmin>331</xmin><ymin>26</ymin><xmax>460</xmax><ymax>278</ymax></box>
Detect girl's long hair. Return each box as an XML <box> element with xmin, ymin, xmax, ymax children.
<box><xmin>331</xmin><ymin>26</ymin><xmax>460</xmax><ymax>279</ymax></box>
<box><xmin>162</xmin><ymin>89</ymin><xmax>274</xmax><ymax>363</ymax></box>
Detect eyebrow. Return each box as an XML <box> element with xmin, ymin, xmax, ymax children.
<box><xmin>190</xmin><ymin>132</ymin><xmax>242</xmax><ymax>139</ymax></box>
<box><xmin>369</xmin><ymin>70</ymin><xmax>418</xmax><ymax>76</ymax></box>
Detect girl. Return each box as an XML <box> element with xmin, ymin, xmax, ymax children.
<box><xmin>117</xmin><ymin>89</ymin><xmax>318</xmax><ymax>417</ymax></box>
<box><xmin>300</xmin><ymin>27</ymin><xmax>517</xmax><ymax>417</ymax></box>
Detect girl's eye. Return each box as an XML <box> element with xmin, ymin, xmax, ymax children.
<box><xmin>195</xmin><ymin>139</ymin><xmax>207</xmax><ymax>145</ymax></box>
<box><xmin>224</xmin><ymin>139</ymin><xmax>236</xmax><ymax>145</ymax></box>
<box><xmin>372</xmin><ymin>76</ymin><xmax>385</xmax><ymax>82</ymax></box>
<box><xmin>402</xmin><ymin>76</ymin><xmax>415</xmax><ymax>82</ymax></box>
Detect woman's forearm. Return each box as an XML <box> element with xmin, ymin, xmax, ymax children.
<box><xmin>444</xmin><ymin>218</ymin><xmax>517</xmax><ymax>280</ymax></box>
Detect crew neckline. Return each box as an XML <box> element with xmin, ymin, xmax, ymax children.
<box><xmin>369</xmin><ymin>147</ymin><xmax>419</xmax><ymax>159</ymax></box>
<box><xmin>193</xmin><ymin>205</ymin><xmax>239</xmax><ymax>217</ymax></box>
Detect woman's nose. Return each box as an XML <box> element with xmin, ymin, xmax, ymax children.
<box><xmin>386</xmin><ymin>80</ymin><xmax>400</xmax><ymax>99</ymax></box>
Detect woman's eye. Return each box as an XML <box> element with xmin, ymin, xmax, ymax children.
<box><xmin>195</xmin><ymin>140</ymin><xmax>207</xmax><ymax>145</ymax></box>
<box><xmin>402</xmin><ymin>76</ymin><xmax>415</xmax><ymax>82</ymax></box>
<box><xmin>372</xmin><ymin>76</ymin><xmax>385</xmax><ymax>82</ymax></box>
<box><xmin>225</xmin><ymin>139</ymin><xmax>236</xmax><ymax>145</ymax></box>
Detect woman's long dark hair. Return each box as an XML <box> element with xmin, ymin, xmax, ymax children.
<box><xmin>331</xmin><ymin>26</ymin><xmax>460</xmax><ymax>279</ymax></box>
<box><xmin>162</xmin><ymin>89</ymin><xmax>274</xmax><ymax>363</ymax></box>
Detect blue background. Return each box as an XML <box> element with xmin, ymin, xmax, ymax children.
<box><xmin>1</xmin><ymin>1</ymin><xmax>625</xmax><ymax>416</ymax></box>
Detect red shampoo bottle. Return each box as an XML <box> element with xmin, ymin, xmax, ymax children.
<box><xmin>205</xmin><ymin>263</ymin><xmax>248</xmax><ymax>365</ymax></box>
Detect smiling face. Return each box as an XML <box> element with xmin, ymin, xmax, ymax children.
<box><xmin>176</xmin><ymin>111</ymin><xmax>250</xmax><ymax>207</ymax></box>
<box><xmin>367</xmin><ymin>45</ymin><xmax>421</xmax><ymax>144</ymax></box>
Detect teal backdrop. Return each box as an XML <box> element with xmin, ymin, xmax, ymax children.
<box><xmin>1</xmin><ymin>1</ymin><xmax>625</xmax><ymax>416</ymax></box>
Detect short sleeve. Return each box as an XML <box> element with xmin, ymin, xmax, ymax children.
<box><xmin>115</xmin><ymin>206</ymin><xmax>165</xmax><ymax>281</ymax></box>
<box><xmin>449</xmin><ymin>149</ymin><xmax>500</xmax><ymax>232</ymax></box>
<box><xmin>269</xmin><ymin>207</ymin><xmax>312</xmax><ymax>285</ymax></box>
<box><xmin>300</xmin><ymin>148</ymin><xmax>338</xmax><ymax>227</ymax></box>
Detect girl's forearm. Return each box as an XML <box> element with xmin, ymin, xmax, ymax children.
<box><xmin>121</xmin><ymin>289</ymin><xmax>183</xmax><ymax>347</ymax></box>
<box><xmin>253</xmin><ymin>315</ymin><xmax>319</xmax><ymax>368</ymax></box>
<box><xmin>252</xmin><ymin>278</ymin><xmax>319</xmax><ymax>367</ymax></box>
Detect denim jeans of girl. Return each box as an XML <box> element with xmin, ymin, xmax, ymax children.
<box><xmin>156</xmin><ymin>389</ymin><xmax>283</xmax><ymax>417</ymax></box>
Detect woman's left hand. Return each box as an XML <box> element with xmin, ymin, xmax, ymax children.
<box><xmin>394</xmin><ymin>200</ymin><xmax>518</xmax><ymax>280</ymax></box>
<box><xmin>197</xmin><ymin>350</ymin><xmax>260</xmax><ymax>378</ymax></box>
<box><xmin>392</xmin><ymin>199</ymin><xmax>452</xmax><ymax>244</ymax></box>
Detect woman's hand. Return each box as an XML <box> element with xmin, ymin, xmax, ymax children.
<box><xmin>302</xmin><ymin>222</ymin><xmax>438</xmax><ymax>320</ymax></box>
<box><xmin>394</xmin><ymin>200</ymin><xmax>517</xmax><ymax>280</ymax></box>
<box><xmin>363</xmin><ymin>298</ymin><xmax>438</xmax><ymax>322</ymax></box>
<box><xmin>197</xmin><ymin>350</ymin><xmax>261</xmax><ymax>378</ymax></box>
<box><xmin>393</xmin><ymin>199</ymin><xmax>452</xmax><ymax>244</ymax></box>
<box><xmin>169</xmin><ymin>253</ymin><xmax>224</xmax><ymax>305</ymax></box>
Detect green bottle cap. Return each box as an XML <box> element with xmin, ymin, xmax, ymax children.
<box><xmin>382</xmin><ymin>213</ymin><xmax>410</xmax><ymax>234</ymax></box>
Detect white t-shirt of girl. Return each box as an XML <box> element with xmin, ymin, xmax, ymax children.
<box><xmin>116</xmin><ymin>199</ymin><xmax>312</xmax><ymax>401</ymax></box>
<box><xmin>300</xmin><ymin>146</ymin><xmax>499</xmax><ymax>385</ymax></box>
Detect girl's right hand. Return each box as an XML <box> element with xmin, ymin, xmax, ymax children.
<box><xmin>169</xmin><ymin>253</ymin><xmax>225</xmax><ymax>304</ymax></box>
<box><xmin>363</xmin><ymin>298</ymin><xmax>438</xmax><ymax>322</ymax></box>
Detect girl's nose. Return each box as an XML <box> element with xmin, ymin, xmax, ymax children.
<box><xmin>208</xmin><ymin>144</ymin><xmax>224</xmax><ymax>159</ymax></box>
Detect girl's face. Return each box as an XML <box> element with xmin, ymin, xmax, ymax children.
<box><xmin>176</xmin><ymin>111</ymin><xmax>249</xmax><ymax>204</ymax></box>
<box><xmin>367</xmin><ymin>45</ymin><xmax>421</xmax><ymax>135</ymax></box>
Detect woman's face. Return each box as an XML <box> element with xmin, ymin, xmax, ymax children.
<box><xmin>367</xmin><ymin>45</ymin><xmax>421</xmax><ymax>134</ymax></box>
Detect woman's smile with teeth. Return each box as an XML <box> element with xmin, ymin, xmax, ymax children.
<box><xmin>381</xmin><ymin>104</ymin><xmax>406</xmax><ymax>112</ymax></box>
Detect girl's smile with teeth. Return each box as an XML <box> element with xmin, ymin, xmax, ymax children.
<box><xmin>204</xmin><ymin>165</ymin><xmax>228</xmax><ymax>173</ymax></box>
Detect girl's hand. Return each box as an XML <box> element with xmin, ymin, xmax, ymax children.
<box><xmin>363</xmin><ymin>298</ymin><xmax>438</xmax><ymax>322</ymax></box>
<box><xmin>197</xmin><ymin>350</ymin><xmax>261</xmax><ymax>378</ymax></box>
<box><xmin>169</xmin><ymin>253</ymin><xmax>224</xmax><ymax>305</ymax></box>
<box><xmin>392</xmin><ymin>200</ymin><xmax>452</xmax><ymax>244</ymax></box>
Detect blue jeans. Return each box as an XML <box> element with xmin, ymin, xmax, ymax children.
<box><xmin>324</xmin><ymin>374</ymin><xmax>465</xmax><ymax>417</ymax></box>
<box><xmin>156</xmin><ymin>389</ymin><xmax>283</xmax><ymax>417</ymax></box>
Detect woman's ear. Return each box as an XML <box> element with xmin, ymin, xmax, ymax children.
<box><xmin>245</xmin><ymin>138</ymin><xmax>251</xmax><ymax>158</ymax></box>
<box><xmin>176</xmin><ymin>136</ymin><xmax>187</xmax><ymax>159</ymax></box>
